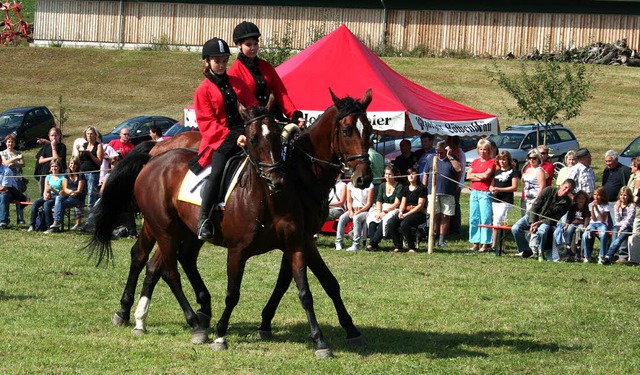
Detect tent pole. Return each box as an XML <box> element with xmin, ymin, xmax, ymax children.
<box><xmin>428</xmin><ymin>156</ymin><xmax>437</xmax><ymax>254</ymax></box>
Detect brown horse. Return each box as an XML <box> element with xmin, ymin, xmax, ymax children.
<box><xmin>88</xmin><ymin>90</ymin><xmax>374</xmax><ymax>357</ymax></box>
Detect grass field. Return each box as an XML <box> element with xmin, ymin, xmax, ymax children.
<box><xmin>2</xmin><ymin>46</ymin><xmax>640</xmax><ymax>373</ymax></box>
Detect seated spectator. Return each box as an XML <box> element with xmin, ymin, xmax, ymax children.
<box><xmin>46</xmin><ymin>157</ymin><xmax>87</xmax><ymax>233</ymax></box>
<box><xmin>335</xmin><ymin>180</ymin><xmax>374</xmax><ymax>251</ymax></box>
<box><xmin>27</xmin><ymin>161</ymin><xmax>64</xmax><ymax>232</ymax></box>
<box><xmin>366</xmin><ymin>165</ymin><xmax>403</xmax><ymax>251</ymax></box>
<box><xmin>423</xmin><ymin>141</ymin><xmax>462</xmax><ymax>248</ymax></box>
<box><xmin>489</xmin><ymin>151</ymin><xmax>521</xmax><ymax>251</ymax></box>
<box><xmin>582</xmin><ymin>186</ymin><xmax>611</xmax><ymax>263</ymax></box>
<box><xmin>0</xmin><ymin>134</ymin><xmax>26</xmax><ymax>225</ymax></box>
<box><xmin>521</xmin><ymin>149</ymin><xmax>547</xmax><ymax>211</ymax></box>
<box><xmin>387</xmin><ymin>167</ymin><xmax>427</xmax><ymax>253</ymax></box>
<box><xmin>553</xmin><ymin>190</ymin><xmax>590</xmax><ymax>262</ymax></box>
<box><xmin>326</xmin><ymin>174</ymin><xmax>347</xmax><ymax>221</ymax></box>
<box><xmin>391</xmin><ymin>139</ymin><xmax>417</xmax><ymax>176</ymax></box>
<box><xmin>603</xmin><ymin>187</ymin><xmax>635</xmax><ymax>264</ymax></box>
<box><xmin>0</xmin><ymin>161</ymin><xmax>27</xmax><ymax>228</ymax></box>
<box><xmin>511</xmin><ymin>179</ymin><xmax>575</xmax><ymax>260</ymax></box>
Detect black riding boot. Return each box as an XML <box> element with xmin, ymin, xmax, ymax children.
<box><xmin>197</xmin><ymin>182</ymin><xmax>216</xmax><ymax>240</ymax></box>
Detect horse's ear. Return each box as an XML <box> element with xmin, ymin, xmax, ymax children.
<box><xmin>238</xmin><ymin>102</ymin><xmax>249</xmax><ymax>121</ymax></box>
<box><xmin>360</xmin><ymin>89</ymin><xmax>372</xmax><ymax>110</ymax></box>
<box><xmin>329</xmin><ymin>88</ymin><xmax>342</xmax><ymax>108</ymax></box>
<box><xmin>266</xmin><ymin>93</ymin><xmax>276</xmax><ymax>113</ymax></box>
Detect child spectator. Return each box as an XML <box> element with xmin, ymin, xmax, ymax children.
<box><xmin>28</xmin><ymin>161</ymin><xmax>64</xmax><ymax>232</ymax></box>
<box><xmin>603</xmin><ymin>187</ymin><xmax>635</xmax><ymax>264</ymax></box>
<box><xmin>554</xmin><ymin>190</ymin><xmax>590</xmax><ymax>262</ymax></box>
<box><xmin>582</xmin><ymin>186</ymin><xmax>610</xmax><ymax>263</ymax></box>
<box><xmin>46</xmin><ymin>157</ymin><xmax>86</xmax><ymax>233</ymax></box>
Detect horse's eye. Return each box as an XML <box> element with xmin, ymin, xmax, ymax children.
<box><xmin>342</xmin><ymin>129</ymin><xmax>350</xmax><ymax>137</ymax></box>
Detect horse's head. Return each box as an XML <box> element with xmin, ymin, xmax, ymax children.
<box><xmin>239</xmin><ymin>99</ymin><xmax>286</xmax><ymax>192</ymax></box>
<box><xmin>330</xmin><ymin>88</ymin><xmax>374</xmax><ymax>189</ymax></box>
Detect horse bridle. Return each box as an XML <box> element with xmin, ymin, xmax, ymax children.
<box><xmin>242</xmin><ymin>113</ymin><xmax>284</xmax><ymax>190</ymax></box>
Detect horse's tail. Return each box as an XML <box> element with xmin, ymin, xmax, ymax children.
<box><xmin>85</xmin><ymin>152</ymin><xmax>152</xmax><ymax>265</ymax></box>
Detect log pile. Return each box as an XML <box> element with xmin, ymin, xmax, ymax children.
<box><xmin>506</xmin><ymin>39</ymin><xmax>640</xmax><ymax>67</ymax></box>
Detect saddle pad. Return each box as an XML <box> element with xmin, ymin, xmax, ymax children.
<box><xmin>177</xmin><ymin>158</ymin><xmax>248</xmax><ymax>207</ymax></box>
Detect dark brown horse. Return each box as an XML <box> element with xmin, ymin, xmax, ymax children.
<box><xmin>88</xmin><ymin>90</ymin><xmax>374</xmax><ymax>357</ymax></box>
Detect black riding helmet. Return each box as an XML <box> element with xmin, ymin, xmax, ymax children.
<box><xmin>232</xmin><ymin>21</ymin><xmax>261</xmax><ymax>44</ymax></box>
<box><xmin>201</xmin><ymin>38</ymin><xmax>231</xmax><ymax>60</ymax></box>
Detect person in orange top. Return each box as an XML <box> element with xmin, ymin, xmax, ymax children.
<box><xmin>194</xmin><ymin>37</ymin><xmax>258</xmax><ymax>240</ymax></box>
<box><xmin>228</xmin><ymin>21</ymin><xmax>304</xmax><ymax>125</ymax></box>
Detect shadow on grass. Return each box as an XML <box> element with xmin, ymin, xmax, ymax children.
<box><xmin>0</xmin><ymin>290</ymin><xmax>42</xmax><ymax>301</ymax></box>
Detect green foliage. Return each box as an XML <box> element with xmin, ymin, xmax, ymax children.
<box><xmin>486</xmin><ymin>60</ymin><xmax>594</xmax><ymax>127</ymax></box>
<box><xmin>55</xmin><ymin>95</ymin><xmax>70</xmax><ymax>135</ymax></box>
<box><xmin>260</xmin><ymin>21</ymin><xmax>295</xmax><ymax>67</ymax></box>
<box><xmin>143</xmin><ymin>34</ymin><xmax>172</xmax><ymax>51</ymax></box>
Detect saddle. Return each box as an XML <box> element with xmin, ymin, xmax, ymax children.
<box><xmin>178</xmin><ymin>153</ymin><xmax>247</xmax><ymax>207</ymax></box>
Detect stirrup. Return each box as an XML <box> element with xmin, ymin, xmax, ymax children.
<box><xmin>197</xmin><ymin>218</ymin><xmax>214</xmax><ymax>240</ymax></box>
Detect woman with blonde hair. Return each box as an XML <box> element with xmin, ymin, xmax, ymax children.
<box><xmin>78</xmin><ymin>126</ymin><xmax>104</xmax><ymax>210</ymax></box>
<box><xmin>521</xmin><ymin>149</ymin><xmax>546</xmax><ymax>210</ymax></box>
<box><xmin>467</xmin><ymin>139</ymin><xmax>495</xmax><ymax>252</ymax></box>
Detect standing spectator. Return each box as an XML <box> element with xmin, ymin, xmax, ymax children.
<box><xmin>555</xmin><ymin>150</ymin><xmax>577</xmax><ymax>186</ymax></box>
<box><xmin>489</xmin><ymin>151</ymin><xmax>521</xmax><ymax>251</ymax></box>
<box><xmin>149</xmin><ymin>124</ymin><xmax>163</xmax><ymax>142</ymax></box>
<box><xmin>335</xmin><ymin>180</ymin><xmax>374</xmax><ymax>251</ymax></box>
<box><xmin>108</xmin><ymin>128</ymin><xmax>134</xmax><ymax>158</ymax></box>
<box><xmin>35</xmin><ymin>127</ymin><xmax>67</xmax><ymax>195</ymax></box>
<box><xmin>78</xmin><ymin>126</ymin><xmax>104</xmax><ymax>210</ymax></box>
<box><xmin>99</xmin><ymin>132</ymin><xmax>120</xmax><ymax>189</ymax></box>
<box><xmin>446</xmin><ymin>136</ymin><xmax>466</xmax><ymax>235</ymax></box>
<box><xmin>582</xmin><ymin>186</ymin><xmax>611</xmax><ymax>263</ymax></box>
<box><xmin>423</xmin><ymin>141</ymin><xmax>462</xmax><ymax>247</ymax></box>
<box><xmin>566</xmin><ymin>148</ymin><xmax>596</xmax><ymax>199</ymax></box>
<box><xmin>368</xmin><ymin>144</ymin><xmax>384</xmax><ymax>187</ymax></box>
<box><xmin>536</xmin><ymin>145</ymin><xmax>555</xmax><ymax>187</ymax></box>
<box><xmin>521</xmin><ymin>150</ymin><xmax>547</xmax><ymax>211</ymax></box>
<box><xmin>554</xmin><ymin>190</ymin><xmax>590</xmax><ymax>262</ymax></box>
<box><xmin>27</xmin><ymin>161</ymin><xmax>64</xmax><ymax>232</ymax></box>
<box><xmin>602</xmin><ymin>150</ymin><xmax>631</xmax><ymax>224</ymax></box>
<box><xmin>387</xmin><ymin>167</ymin><xmax>427</xmax><ymax>253</ymax></box>
<box><xmin>467</xmin><ymin>139</ymin><xmax>496</xmax><ymax>252</ymax></box>
<box><xmin>326</xmin><ymin>174</ymin><xmax>347</xmax><ymax>221</ymax></box>
<box><xmin>1</xmin><ymin>134</ymin><xmax>26</xmax><ymax>224</ymax></box>
<box><xmin>46</xmin><ymin>157</ymin><xmax>86</xmax><ymax>233</ymax></box>
<box><xmin>511</xmin><ymin>179</ymin><xmax>575</xmax><ymax>260</ymax></box>
<box><xmin>366</xmin><ymin>165</ymin><xmax>403</xmax><ymax>251</ymax></box>
<box><xmin>603</xmin><ymin>187</ymin><xmax>635</xmax><ymax>264</ymax></box>
<box><xmin>626</xmin><ymin>157</ymin><xmax>640</xmax><ymax>264</ymax></box>
<box><xmin>414</xmin><ymin>132</ymin><xmax>435</xmax><ymax>175</ymax></box>
<box><xmin>392</xmin><ymin>139</ymin><xmax>417</xmax><ymax>176</ymax></box>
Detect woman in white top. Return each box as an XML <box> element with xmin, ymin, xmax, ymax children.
<box><xmin>327</xmin><ymin>174</ymin><xmax>347</xmax><ymax>220</ymax></box>
<box><xmin>335</xmin><ymin>180</ymin><xmax>374</xmax><ymax>251</ymax></box>
<box><xmin>521</xmin><ymin>149</ymin><xmax>546</xmax><ymax>211</ymax></box>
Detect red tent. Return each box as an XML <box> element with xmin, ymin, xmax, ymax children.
<box><xmin>276</xmin><ymin>24</ymin><xmax>499</xmax><ymax>137</ymax></box>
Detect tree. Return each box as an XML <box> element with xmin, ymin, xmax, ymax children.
<box><xmin>487</xmin><ymin>60</ymin><xmax>593</xmax><ymax>145</ymax></box>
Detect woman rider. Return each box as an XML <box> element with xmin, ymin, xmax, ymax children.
<box><xmin>228</xmin><ymin>21</ymin><xmax>304</xmax><ymax>125</ymax></box>
<box><xmin>194</xmin><ymin>37</ymin><xmax>258</xmax><ymax>240</ymax></box>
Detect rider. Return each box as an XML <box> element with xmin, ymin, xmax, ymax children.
<box><xmin>228</xmin><ymin>21</ymin><xmax>305</xmax><ymax>126</ymax></box>
<box><xmin>194</xmin><ymin>37</ymin><xmax>258</xmax><ymax>240</ymax></box>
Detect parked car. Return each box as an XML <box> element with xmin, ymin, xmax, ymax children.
<box><xmin>618</xmin><ymin>135</ymin><xmax>640</xmax><ymax>167</ymax></box>
<box><xmin>102</xmin><ymin>116</ymin><xmax>178</xmax><ymax>145</ymax></box>
<box><xmin>464</xmin><ymin>123</ymin><xmax>579</xmax><ymax>170</ymax></box>
<box><xmin>161</xmin><ymin>122</ymin><xmax>199</xmax><ymax>140</ymax></box>
<box><xmin>0</xmin><ymin>106</ymin><xmax>55</xmax><ymax>150</ymax></box>
<box><xmin>383</xmin><ymin>134</ymin><xmax>481</xmax><ymax>163</ymax></box>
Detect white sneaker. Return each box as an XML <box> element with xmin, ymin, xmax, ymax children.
<box><xmin>335</xmin><ymin>242</ymin><xmax>343</xmax><ymax>251</ymax></box>
<box><xmin>27</xmin><ymin>225</ymin><xmax>34</xmax><ymax>232</ymax></box>
<box><xmin>50</xmin><ymin>221</ymin><xmax>62</xmax><ymax>229</ymax></box>
<box><xmin>70</xmin><ymin>223</ymin><xmax>83</xmax><ymax>231</ymax></box>
<box><xmin>347</xmin><ymin>245</ymin><xmax>360</xmax><ymax>252</ymax></box>
<box><xmin>583</xmin><ymin>258</ymin><xmax>590</xmax><ymax>263</ymax></box>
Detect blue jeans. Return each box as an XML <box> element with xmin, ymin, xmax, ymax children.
<box><xmin>469</xmin><ymin>190</ymin><xmax>493</xmax><ymax>245</ymax></box>
<box><xmin>53</xmin><ymin>195</ymin><xmax>84</xmax><ymax>222</ymax></box>
<box><xmin>554</xmin><ymin>222</ymin><xmax>584</xmax><ymax>251</ymax></box>
<box><xmin>0</xmin><ymin>191</ymin><xmax>15</xmax><ymax>224</ymax></box>
<box><xmin>336</xmin><ymin>210</ymin><xmax>367</xmax><ymax>247</ymax></box>
<box><xmin>512</xmin><ymin>216</ymin><xmax>554</xmax><ymax>254</ymax></box>
<box><xmin>582</xmin><ymin>222</ymin><xmax>610</xmax><ymax>259</ymax></box>
<box><xmin>84</xmin><ymin>172</ymin><xmax>99</xmax><ymax>210</ymax></box>
<box><xmin>605</xmin><ymin>226</ymin><xmax>630</xmax><ymax>259</ymax></box>
<box><xmin>29</xmin><ymin>196</ymin><xmax>55</xmax><ymax>229</ymax></box>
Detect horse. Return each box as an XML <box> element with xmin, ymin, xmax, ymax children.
<box><xmin>88</xmin><ymin>89</ymin><xmax>374</xmax><ymax>357</ymax></box>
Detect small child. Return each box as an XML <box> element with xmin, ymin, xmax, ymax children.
<box><xmin>557</xmin><ymin>190</ymin><xmax>590</xmax><ymax>262</ymax></box>
<box><xmin>582</xmin><ymin>186</ymin><xmax>611</xmax><ymax>263</ymax></box>
<box><xmin>603</xmin><ymin>187</ymin><xmax>636</xmax><ymax>264</ymax></box>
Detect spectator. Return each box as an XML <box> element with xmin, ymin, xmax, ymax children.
<box><xmin>368</xmin><ymin>144</ymin><xmax>384</xmax><ymax>187</ymax></box>
<box><xmin>335</xmin><ymin>180</ymin><xmax>374</xmax><ymax>251</ymax></box>
<box><xmin>553</xmin><ymin>190</ymin><xmax>590</xmax><ymax>262</ymax></box>
<box><xmin>35</xmin><ymin>127</ymin><xmax>67</xmax><ymax>195</ymax></box>
<box><xmin>555</xmin><ymin>150</ymin><xmax>577</xmax><ymax>186</ymax></box>
<box><xmin>511</xmin><ymin>179</ymin><xmax>575</xmax><ymax>260</ymax></box>
<box><xmin>392</xmin><ymin>139</ymin><xmax>417</xmax><ymax>176</ymax></box>
<box><xmin>446</xmin><ymin>135</ymin><xmax>466</xmax><ymax>235</ymax></box>
<box><xmin>603</xmin><ymin>187</ymin><xmax>635</xmax><ymax>264</ymax></box>
<box><xmin>326</xmin><ymin>174</ymin><xmax>347</xmax><ymax>221</ymax></box>
<box><xmin>1</xmin><ymin>134</ymin><xmax>26</xmax><ymax>224</ymax></box>
<box><xmin>467</xmin><ymin>139</ymin><xmax>496</xmax><ymax>252</ymax></box>
<box><xmin>78</xmin><ymin>126</ymin><xmax>104</xmax><ymax>210</ymax></box>
<box><xmin>27</xmin><ymin>161</ymin><xmax>64</xmax><ymax>232</ymax></box>
<box><xmin>108</xmin><ymin>128</ymin><xmax>134</xmax><ymax>158</ymax></box>
<box><xmin>626</xmin><ymin>157</ymin><xmax>640</xmax><ymax>264</ymax></box>
<box><xmin>387</xmin><ymin>167</ymin><xmax>427</xmax><ymax>253</ymax></box>
<box><xmin>46</xmin><ymin>157</ymin><xmax>86</xmax><ymax>233</ymax></box>
<box><xmin>414</xmin><ymin>132</ymin><xmax>435</xmax><ymax>175</ymax></box>
<box><xmin>521</xmin><ymin>149</ymin><xmax>547</xmax><ymax>211</ymax></box>
<box><xmin>489</xmin><ymin>150</ymin><xmax>521</xmax><ymax>251</ymax></box>
<box><xmin>99</xmin><ymin>132</ymin><xmax>120</xmax><ymax>189</ymax></box>
<box><xmin>582</xmin><ymin>186</ymin><xmax>611</xmax><ymax>263</ymax></box>
<box><xmin>0</xmin><ymin>161</ymin><xmax>26</xmax><ymax>228</ymax></box>
<box><xmin>602</xmin><ymin>149</ymin><xmax>631</xmax><ymax>224</ymax></box>
<box><xmin>423</xmin><ymin>141</ymin><xmax>462</xmax><ymax>247</ymax></box>
<box><xmin>366</xmin><ymin>165</ymin><xmax>403</xmax><ymax>251</ymax></box>
<box><xmin>536</xmin><ymin>145</ymin><xmax>555</xmax><ymax>187</ymax></box>
<box><xmin>149</xmin><ymin>124</ymin><xmax>163</xmax><ymax>142</ymax></box>
<box><xmin>566</xmin><ymin>148</ymin><xmax>596</xmax><ymax>199</ymax></box>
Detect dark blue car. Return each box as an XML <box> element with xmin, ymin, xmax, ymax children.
<box><xmin>0</xmin><ymin>106</ymin><xmax>55</xmax><ymax>150</ymax></box>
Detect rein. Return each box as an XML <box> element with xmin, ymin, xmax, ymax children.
<box><xmin>242</xmin><ymin>114</ymin><xmax>284</xmax><ymax>191</ymax></box>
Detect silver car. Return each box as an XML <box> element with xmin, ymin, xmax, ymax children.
<box><xmin>619</xmin><ymin>135</ymin><xmax>640</xmax><ymax>167</ymax></box>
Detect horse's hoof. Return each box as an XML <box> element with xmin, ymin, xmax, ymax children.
<box><xmin>112</xmin><ymin>313</ymin><xmax>128</xmax><ymax>327</ymax></box>
<box><xmin>346</xmin><ymin>335</ymin><xmax>368</xmax><ymax>348</ymax></box>
<box><xmin>191</xmin><ymin>330</ymin><xmax>209</xmax><ymax>345</ymax></box>
<box><xmin>210</xmin><ymin>337</ymin><xmax>228</xmax><ymax>351</ymax></box>
<box><xmin>257</xmin><ymin>330</ymin><xmax>272</xmax><ymax>340</ymax></box>
<box><xmin>131</xmin><ymin>328</ymin><xmax>147</xmax><ymax>336</ymax></box>
<box><xmin>315</xmin><ymin>348</ymin><xmax>334</xmax><ymax>358</ymax></box>
<box><xmin>196</xmin><ymin>311</ymin><xmax>211</xmax><ymax>329</ymax></box>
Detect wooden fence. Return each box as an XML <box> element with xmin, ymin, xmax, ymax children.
<box><xmin>34</xmin><ymin>0</ymin><xmax>640</xmax><ymax>56</ymax></box>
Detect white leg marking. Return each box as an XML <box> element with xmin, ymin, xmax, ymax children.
<box><xmin>133</xmin><ymin>296</ymin><xmax>150</xmax><ymax>331</ymax></box>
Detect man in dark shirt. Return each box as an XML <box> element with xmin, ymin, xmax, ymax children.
<box><xmin>392</xmin><ymin>139</ymin><xmax>417</xmax><ymax>175</ymax></box>
<box><xmin>511</xmin><ymin>179</ymin><xmax>576</xmax><ymax>260</ymax></box>
<box><xmin>603</xmin><ymin>149</ymin><xmax>631</xmax><ymax>222</ymax></box>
